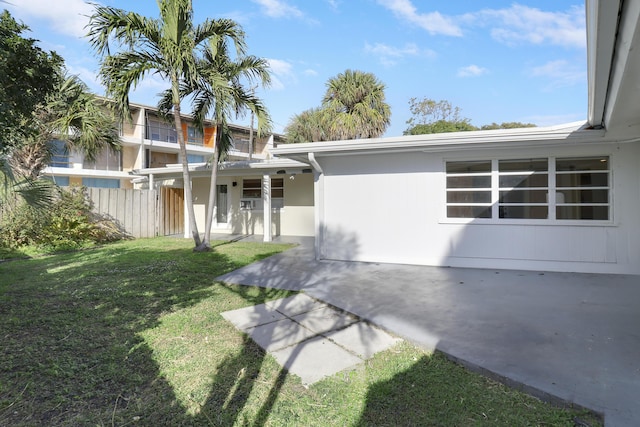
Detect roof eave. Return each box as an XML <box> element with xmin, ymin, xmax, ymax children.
<box><xmin>134</xmin><ymin>158</ymin><xmax>311</xmax><ymax>177</ymax></box>
<box><xmin>272</xmin><ymin>121</ymin><xmax>609</xmax><ymax>160</ymax></box>
<box><xmin>586</xmin><ymin>0</ymin><xmax>622</xmax><ymax>129</ymax></box>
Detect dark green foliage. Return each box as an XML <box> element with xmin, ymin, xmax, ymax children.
<box><xmin>0</xmin><ymin>10</ymin><xmax>62</xmax><ymax>151</ymax></box>
<box><xmin>285</xmin><ymin>70</ymin><xmax>391</xmax><ymax>143</ymax></box>
<box><xmin>404</xmin><ymin>97</ymin><xmax>476</xmax><ymax>136</ymax></box>
<box><xmin>404</xmin><ymin>119</ymin><xmax>478</xmax><ymax>135</ymax></box>
<box><xmin>481</xmin><ymin>121</ymin><xmax>537</xmax><ymax>130</ymax></box>
<box><xmin>404</xmin><ymin>97</ymin><xmax>538</xmax><ymax>136</ymax></box>
<box><xmin>0</xmin><ymin>185</ymin><xmax>123</xmax><ymax>251</ymax></box>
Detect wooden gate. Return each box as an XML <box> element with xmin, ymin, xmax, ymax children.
<box><xmin>159</xmin><ymin>187</ymin><xmax>184</xmax><ymax>236</ymax></box>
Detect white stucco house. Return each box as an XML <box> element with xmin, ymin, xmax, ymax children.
<box><xmin>136</xmin><ymin>158</ymin><xmax>316</xmax><ymax>240</ymax></box>
<box><xmin>271</xmin><ymin>0</ymin><xmax>640</xmax><ymax>275</ymax></box>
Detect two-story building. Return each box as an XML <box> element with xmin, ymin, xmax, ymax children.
<box><xmin>41</xmin><ymin>101</ymin><xmax>316</xmax><ymax>241</ymax></box>
<box><xmin>43</xmin><ymin>101</ymin><xmax>281</xmax><ymax>188</ymax></box>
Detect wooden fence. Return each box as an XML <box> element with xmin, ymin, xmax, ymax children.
<box><xmin>0</xmin><ymin>187</ymin><xmax>184</xmax><ymax>239</ymax></box>
<box><xmin>87</xmin><ymin>187</ymin><xmax>184</xmax><ymax>238</ymax></box>
<box><xmin>87</xmin><ymin>187</ymin><xmax>157</xmax><ymax>238</ymax></box>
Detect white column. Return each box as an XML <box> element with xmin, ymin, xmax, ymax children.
<box><xmin>183</xmin><ymin>179</ymin><xmax>191</xmax><ymax>238</ymax></box>
<box><xmin>309</xmin><ymin>153</ymin><xmax>324</xmax><ymax>260</ymax></box>
<box><xmin>138</xmin><ymin>107</ymin><xmax>146</xmax><ymax>168</ymax></box>
<box><xmin>314</xmin><ymin>171</ymin><xmax>324</xmax><ymax>260</ymax></box>
<box><xmin>263</xmin><ymin>173</ymin><xmax>272</xmax><ymax>242</ymax></box>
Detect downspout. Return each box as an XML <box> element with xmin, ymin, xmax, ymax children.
<box><xmin>308</xmin><ymin>152</ymin><xmax>323</xmax><ymax>174</ymax></box>
<box><xmin>308</xmin><ymin>153</ymin><xmax>323</xmax><ymax>260</ymax></box>
<box><xmin>263</xmin><ymin>173</ymin><xmax>272</xmax><ymax>242</ymax></box>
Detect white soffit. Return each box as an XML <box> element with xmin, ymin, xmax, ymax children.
<box><xmin>271</xmin><ymin>121</ymin><xmax>609</xmax><ymax>160</ymax></box>
<box><xmin>602</xmin><ymin>0</ymin><xmax>640</xmax><ymax>131</ymax></box>
<box><xmin>586</xmin><ymin>0</ymin><xmax>621</xmax><ymax>128</ymax></box>
<box><xmin>134</xmin><ymin>158</ymin><xmax>309</xmax><ymax>177</ymax></box>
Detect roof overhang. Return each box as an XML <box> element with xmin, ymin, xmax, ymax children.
<box><xmin>587</xmin><ymin>0</ymin><xmax>640</xmax><ymax>134</ymax></box>
<box><xmin>272</xmin><ymin>121</ymin><xmax>615</xmax><ymax>163</ymax></box>
<box><xmin>133</xmin><ymin>158</ymin><xmax>312</xmax><ymax>180</ymax></box>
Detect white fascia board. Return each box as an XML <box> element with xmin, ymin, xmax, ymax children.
<box><xmin>271</xmin><ymin>122</ymin><xmax>610</xmax><ymax>159</ymax></box>
<box><xmin>42</xmin><ymin>167</ymin><xmax>137</xmax><ymax>179</ymax></box>
<box><xmin>602</xmin><ymin>0</ymin><xmax>640</xmax><ymax>130</ymax></box>
<box><xmin>133</xmin><ymin>158</ymin><xmax>310</xmax><ymax>177</ymax></box>
<box><xmin>586</xmin><ymin>0</ymin><xmax>622</xmax><ymax>128</ymax></box>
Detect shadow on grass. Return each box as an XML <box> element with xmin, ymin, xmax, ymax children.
<box><xmin>0</xmin><ymin>236</ymin><xmax>602</xmax><ymax>426</ymax></box>
<box><xmin>0</xmin><ymin>238</ymin><xmax>292</xmax><ymax>426</ymax></box>
<box><xmin>355</xmin><ymin>350</ymin><xmax>603</xmax><ymax>427</ymax></box>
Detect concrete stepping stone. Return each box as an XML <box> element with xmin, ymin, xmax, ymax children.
<box><xmin>245</xmin><ymin>318</ymin><xmax>319</xmax><ymax>352</ymax></box>
<box><xmin>324</xmin><ymin>322</ymin><xmax>403</xmax><ymax>359</ymax></box>
<box><xmin>221</xmin><ymin>294</ymin><xmax>403</xmax><ymax>385</ymax></box>
<box><xmin>221</xmin><ymin>303</ymin><xmax>287</xmax><ymax>330</ymax></box>
<box><xmin>291</xmin><ymin>306</ymin><xmax>358</xmax><ymax>335</ymax></box>
<box><xmin>265</xmin><ymin>293</ymin><xmax>326</xmax><ymax>317</ymax></box>
<box><xmin>270</xmin><ymin>335</ymin><xmax>363</xmax><ymax>385</ymax></box>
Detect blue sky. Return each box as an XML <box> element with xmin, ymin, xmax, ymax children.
<box><xmin>6</xmin><ymin>0</ymin><xmax>587</xmax><ymax>137</ymax></box>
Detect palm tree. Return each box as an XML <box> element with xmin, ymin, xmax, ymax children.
<box><xmin>284</xmin><ymin>107</ymin><xmax>327</xmax><ymax>143</ymax></box>
<box><xmin>283</xmin><ymin>70</ymin><xmax>391</xmax><ymax>143</ymax></box>
<box><xmin>2</xmin><ymin>71</ymin><xmax>119</xmax><ymax>219</ymax></box>
<box><xmin>186</xmin><ymin>34</ymin><xmax>271</xmax><ymax>251</ymax></box>
<box><xmin>9</xmin><ymin>72</ymin><xmax>121</xmax><ymax>179</ymax></box>
<box><xmin>322</xmin><ymin>69</ymin><xmax>391</xmax><ymax>140</ymax></box>
<box><xmin>87</xmin><ymin>0</ymin><xmax>246</xmax><ymax>248</ymax></box>
<box><xmin>0</xmin><ymin>156</ymin><xmax>53</xmax><ymax>214</ymax></box>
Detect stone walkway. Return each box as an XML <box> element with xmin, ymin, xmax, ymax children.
<box><xmin>221</xmin><ymin>293</ymin><xmax>401</xmax><ymax>385</ymax></box>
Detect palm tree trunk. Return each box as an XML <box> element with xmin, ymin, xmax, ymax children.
<box><xmin>195</xmin><ymin>127</ymin><xmax>220</xmax><ymax>251</ymax></box>
<box><xmin>173</xmin><ymin>100</ymin><xmax>201</xmax><ymax>247</ymax></box>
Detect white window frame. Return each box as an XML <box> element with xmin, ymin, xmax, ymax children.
<box><xmin>443</xmin><ymin>156</ymin><xmax>612</xmax><ymax>225</ymax></box>
<box><xmin>241</xmin><ymin>177</ymin><xmax>284</xmax><ymax>210</ymax></box>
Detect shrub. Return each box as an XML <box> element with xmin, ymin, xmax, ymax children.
<box><xmin>0</xmin><ymin>185</ymin><xmax>123</xmax><ymax>251</ymax></box>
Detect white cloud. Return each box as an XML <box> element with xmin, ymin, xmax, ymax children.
<box><xmin>529</xmin><ymin>59</ymin><xmax>586</xmax><ymax>88</ymax></box>
<box><xmin>375</xmin><ymin>3</ymin><xmax>586</xmax><ymax>48</ymax></box>
<box><xmin>457</xmin><ymin>64</ymin><xmax>488</xmax><ymax>77</ymax></box>
<box><xmin>67</xmin><ymin>65</ymin><xmax>101</xmax><ymax>89</ymax></box>
<box><xmin>303</xmin><ymin>69</ymin><xmax>318</xmax><ymax>77</ymax></box>
<box><xmin>365</xmin><ymin>42</ymin><xmax>436</xmax><ymax>66</ymax></box>
<box><xmin>477</xmin><ymin>4</ymin><xmax>585</xmax><ymax>49</ymax></box>
<box><xmin>251</xmin><ymin>0</ymin><xmax>304</xmax><ymax>19</ymax></box>
<box><xmin>326</xmin><ymin>0</ymin><xmax>340</xmax><ymax>11</ymax></box>
<box><xmin>8</xmin><ymin>0</ymin><xmax>94</xmax><ymax>38</ymax></box>
<box><xmin>376</xmin><ymin>0</ymin><xmax>462</xmax><ymax>37</ymax></box>
<box><xmin>267</xmin><ymin>58</ymin><xmax>295</xmax><ymax>90</ymax></box>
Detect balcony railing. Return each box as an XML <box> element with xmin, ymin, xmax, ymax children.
<box><xmin>146</xmin><ymin>122</ymin><xmax>204</xmax><ymax>146</ymax></box>
<box><xmin>231</xmin><ymin>139</ymin><xmax>267</xmax><ymax>155</ymax></box>
<box><xmin>147</xmin><ymin>122</ymin><xmax>178</xmax><ymax>144</ymax></box>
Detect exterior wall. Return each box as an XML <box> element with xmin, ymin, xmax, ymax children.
<box><xmin>315</xmin><ymin>142</ymin><xmax>640</xmax><ymax>274</ymax></box>
<box><xmin>281</xmin><ymin>173</ymin><xmax>315</xmax><ymax>236</ymax></box>
<box><xmin>149</xmin><ymin>151</ymin><xmax>178</xmax><ymax>168</ymax></box>
<box><xmin>191</xmin><ymin>177</ymin><xmax>209</xmax><ymax>233</ymax></box>
<box><xmin>122</xmin><ymin>109</ymin><xmax>141</xmax><ymax>139</ymax></box>
<box><xmin>122</xmin><ymin>146</ymin><xmax>139</xmax><ymax>171</ymax></box>
<box><xmin>190</xmin><ymin>173</ymin><xmax>315</xmax><ymax>237</ymax></box>
<box><xmin>120</xmin><ymin>179</ymin><xmax>134</xmax><ymax>189</ymax></box>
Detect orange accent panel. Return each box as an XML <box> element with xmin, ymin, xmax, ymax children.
<box><xmin>204</xmin><ymin>126</ymin><xmax>215</xmax><ymax>148</ymax></box>
<box><xmin>181</xmin><ymin>123</ymin><xmax>188</xmax><ymax>142</ymax></box>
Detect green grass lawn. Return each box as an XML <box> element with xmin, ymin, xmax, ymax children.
<box><xmin>0</xmin><ymin>237</ymin><xmax>600</xmax><ymax>426</ymax></box>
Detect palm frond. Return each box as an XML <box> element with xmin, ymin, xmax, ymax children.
<box><xmin>48</xmin><ymin>74</ymin><xmax>121</xmax><ymax>162</ymax></box>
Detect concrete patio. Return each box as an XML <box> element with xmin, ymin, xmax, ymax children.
<box><xmin>216</xmin><ymin>236</ymin><xmax>640</xmax><ymax>427</ymax></box>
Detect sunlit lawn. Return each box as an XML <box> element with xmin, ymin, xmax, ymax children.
<box><xmin>0</xmin><ymin>237</ymin><xmax>600</xmax><ymax>426</ymax></box>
